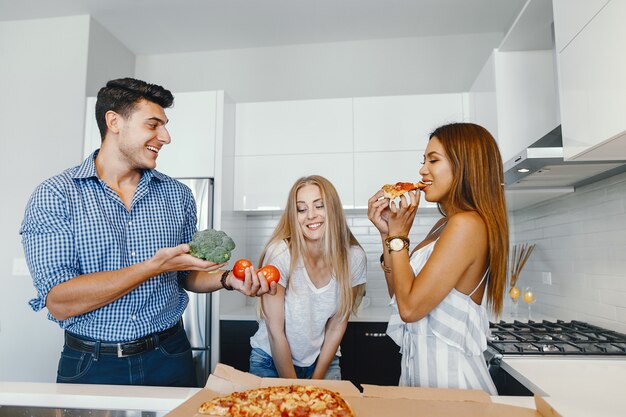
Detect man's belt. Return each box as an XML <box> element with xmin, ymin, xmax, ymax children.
<box><xmin>64</xmin><ymin>320</ymin><xmax>183</xmax><ymax>358</ymax></box>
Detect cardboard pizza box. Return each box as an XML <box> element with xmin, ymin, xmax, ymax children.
<box><xmin>164</xmin><ymin>363</ymin><xmax>561</xmax><ymax>417</ymax></box>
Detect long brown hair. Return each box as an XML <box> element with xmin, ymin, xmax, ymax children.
<box><xmin>429</xmin><ymin>123</ymin><xmax>509</xmax><ymax>316</ymax></box>
<box><xmin>259</xmin><ymin>175</ymin><xmax>364</xmax><ymax>319</ymax></box>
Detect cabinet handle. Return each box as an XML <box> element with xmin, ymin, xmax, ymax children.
<box><xmin>364</xmin><ymin>332</ymin><xmax>387</xmax><ymax>338</ymax></box>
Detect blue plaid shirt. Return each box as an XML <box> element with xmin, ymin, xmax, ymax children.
<box><xmin>20</xmin><ymin>151</ymin><xmax>196</xmax><ymax>342</ymax></box>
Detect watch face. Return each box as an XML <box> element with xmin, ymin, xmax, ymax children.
<box><xmin>389</xmin><ymin>238</ymin><xmax>404</xmax><ymax>251</ymax></box>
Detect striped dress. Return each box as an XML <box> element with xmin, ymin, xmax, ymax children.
<box><xmin>386</xmin><ymin>239</ymin><xmax>497</xmax><ymax>395</ymax></box>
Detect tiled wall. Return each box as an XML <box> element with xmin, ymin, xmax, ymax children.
<box><xmin>510</xmin><ymin>171</ymin><xmax>626</xmax><ymax>333</ymax></box>
<box><xmin>244</xmin><ymin>209</ymin><xmax>443</xmax><ymax>308</ymax></box>
<box><xmin>240</xmin><ymin>171</ymin><xmax>626</xmax><ymax>334</ymax></box>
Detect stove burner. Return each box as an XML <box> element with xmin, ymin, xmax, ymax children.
<box><xmin>541</xmin><ymin>344</ymin><xmax>561</xmax><ymax>352</ymax></box>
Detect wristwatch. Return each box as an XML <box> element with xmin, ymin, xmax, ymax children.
<box><xmin>385</xmin><ymin>235</ymin><xmax>410</xmax><ymax>252</ymax></box>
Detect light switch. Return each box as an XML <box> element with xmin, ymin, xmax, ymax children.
<box><xmin>542</xmin><ymin>271</ymin><xmax>552</xmax><ymax>285</ymax></box>
<box><xmin>12</xmin><ymin>258</ymin><xmax>30</xmax><ymax>276</ymax></box>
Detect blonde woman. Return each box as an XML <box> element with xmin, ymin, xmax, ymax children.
<box><xmin>367</xmin><ymin>123</ymin><xmax>508</xmax><ymax>394</ymax></box>
<box><xmin>249</xmin><ymin>175</ymin><xmax>366</xmax><ymax>379</ymax></box>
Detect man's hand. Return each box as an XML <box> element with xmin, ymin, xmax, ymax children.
<box><xmin>150</xmin><ymin>244</ymin><xmax>226</xmax><ymax>275</ymax></box>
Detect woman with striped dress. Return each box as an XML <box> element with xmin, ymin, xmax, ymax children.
<box><xmin>367</xmin><ymin>123</ymin><xmax>508</xmax><ymax>394</ymax></box>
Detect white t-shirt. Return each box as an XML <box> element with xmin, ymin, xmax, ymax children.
<box><xmin>249</xmin><ymin>240</ymin><xmax>367</xmax><ymax>367</ymax></box>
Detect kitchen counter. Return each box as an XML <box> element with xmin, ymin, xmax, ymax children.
<box><xmin>4</xmin><ymin>358</ymin><xmax>624</xmax><ymax>415</ymax></box>
<box><xmin>501</xmin><ymin>357</ymin><xmax>626</xmax><ymax>417</ymax></box>
<box><xmin>0</xmin><ymin>381</ymin><xmax>535</xmax><ymax>414</ymax></box>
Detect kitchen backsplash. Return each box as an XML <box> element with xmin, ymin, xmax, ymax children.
<box><xmin>227</xmin><ymin>170</ymin><xmax>626</xmax><ymax>334</ymax></box>
<box><xmin>243</xmin><ymin>209</ymin><xmax>443</xmax><ymax>309</ymax></box>
<box><xmin>510</xmin><ymin>171</ymin><xmax>626</xmax><ymax>333</ymax></box>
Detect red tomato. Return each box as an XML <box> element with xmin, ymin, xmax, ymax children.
<box><xmin>232</xmin><ymin>258</ymin><xmax>252</xmax><ymax>280</ymax></box>
<box><xmin>259</xmin><ymin>265</ymin><xmax>280</xmax><ymax>285</ymax></box>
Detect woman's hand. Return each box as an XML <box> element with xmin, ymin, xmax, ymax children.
<box><xmin>367</xmin><ymin>189</ymin><xmax>391</xmax><ymax>237</ymax></box>
<box><xmin>387</xmin><ymin>190</ymin><xmax>420</xmax><ymax>237</ymax></box>
<box><xmin>228</xmin><ymin>266</ymin><xmax>278</xmax><ymax>297</ymax></box>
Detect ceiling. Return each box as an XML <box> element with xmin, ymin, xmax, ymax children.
<box><xmin>0</xmin><ymin>0</ymin><xmax>526</xmax><ymax>55</ymax></box>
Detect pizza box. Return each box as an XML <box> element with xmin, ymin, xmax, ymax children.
<box><xmin>165</xmin><ymin>363</ymin><xmax>562</xmax><ymax>417</ymax></box>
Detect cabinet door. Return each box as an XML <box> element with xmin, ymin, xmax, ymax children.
<box><xmin>156</xmin><ymin>91</ymin><xmax>217</xmax><ymax>178</ymax></box>
<box><xmin>234</xmin><ymin>153</ymin><xmax>354</xmax><ymax>210</ymax></box>
<box><xmin>347</xmin><ymin>322</ymin><xmax>401</xmax><ymax>387</ymax></box>
<box><xmin>219</xmin><ymin>320</ymin><xmax>259</xmax><ymax>372</ymax></box>
<box><xmin>235</xmin><ymin>99</ymin><xmax>353</xmax><ymax>156</ymax></box>
<box><xmin>559</xmin><ymin>0</ymin><xmax>626</xmax><ymax>160</ymax></box>
<box><xmin>468</xmin><ymin>52</ymin><xmax>499</xmax><ymax>143</ymax></box>
<box><xmin>353</xmin><ymin>151</ymin><xmax>436</xmax><ymax>209</ymax></box>
<box><xmin>494</xmin><ymin>50</ymin><xmax>560</xmax><ymax>163</ymax></box>
<box><xmin>353</xmin><ymin>94</ymin><xmax>466</xmax><ymax>153</ymax></box>
<box><xmin>553</xmin><ymin>0</ymin><xmax>610</xmax><ymax>52</ymax></box>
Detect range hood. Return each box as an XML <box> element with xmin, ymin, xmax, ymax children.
<box><xmin>504</xmin><ymin>126</ymin><xmax>626</xmax><ymax>190</ymax></box>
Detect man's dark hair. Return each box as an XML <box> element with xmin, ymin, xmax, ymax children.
<box><xmin>95</xmin><ymin>78</ymin><xmax>174</xmax><ymax>140</ymax></box>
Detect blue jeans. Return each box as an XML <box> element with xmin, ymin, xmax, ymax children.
<box><xmin>57</xmin><ymin>325</ymin><xmax>196</xmax><ymax>386</ymax></box>
<box><xmin>249</xmin><ymin>348</ymin><xmax>342</xmax><ymax>380</ymax></box>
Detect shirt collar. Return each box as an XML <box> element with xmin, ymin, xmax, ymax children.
<box><xmin>72</xmin><ymin>149</ymin><xmax>166</xmax><ymax>183</ymax></box>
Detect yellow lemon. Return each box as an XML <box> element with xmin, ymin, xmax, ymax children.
<box><xmin>509</xmin><ymin>286</ymin><xmax>521</xmax><ymax>300</ymax></box>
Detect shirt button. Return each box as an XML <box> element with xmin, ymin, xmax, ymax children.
<box><xmin>131</xmin><ymin>251</ymin><xmax>135</xmax><ymax>257</ymax></box>
<box><xmin>128</xmin><ymin>220</ymin><xmax>132</xmax><ymax>225</ymax></box>
<box><xmin>131</xmin><ymin>315</ymin><xmax>137</xmax><ymax>320</ymax></box>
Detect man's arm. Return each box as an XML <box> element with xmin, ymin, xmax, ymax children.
<box><xmin>46</xmin><ymin>244</ymin><xmax>222</xmax><ymax>321</ymax></box>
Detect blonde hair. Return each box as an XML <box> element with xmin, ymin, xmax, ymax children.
<box><xmin>429</xmin><ymin>123</ymin><xmax>509</xmax><ymax>316</ymax></box>
<box><xmin>259</xmin><ymin>175</ymin><xmax>364</xmax><ymax>319</ymax></box>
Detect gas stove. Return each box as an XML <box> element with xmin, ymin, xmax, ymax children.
<box><xmin>485</xmin><ymin>320</ymin><xmax>626</xmax><ymax>396</ymax></box>
<box><xmin>488</xmin><ymin>320</ymin><xmax>626</xmax><ymax>355</ymax></box>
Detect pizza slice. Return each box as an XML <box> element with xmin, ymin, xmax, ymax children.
<box><xmin>381</xmin><ymin>181</ymin><xmax>428</xmax><ymax>199</ymax></box>
<box><xmin>198</xmin><ymin>385</ymin><xmax>355</xmax><ymax>417</ymax></box>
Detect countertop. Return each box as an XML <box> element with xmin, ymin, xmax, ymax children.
<box><xmin>502</xmin><ymin>358</ymin><xmax>626</xmax><ymax>417</ymax></box>
<box><xmin>0</xmin><ymin>380</ymin><xmax>536</xmax><ymax>414</ymax></box>
<box><xmin>3</xmin><ymin>358</ymin><xmax>623</xmax><ymax>415</ymax></box>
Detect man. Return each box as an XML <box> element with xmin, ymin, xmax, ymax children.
<box><xmin>20</xmin><ymin>78</ymin><xmax>275</xmax><ymax>387</ymax></box>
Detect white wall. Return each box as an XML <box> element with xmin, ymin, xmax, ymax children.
<box><xmin>86</xmin><ymin>18</ymin><xmax>135</xmax><ymax>96</ymax></box>
<box><xmin>0</xmin><ymin>15</ymin><xmax>136</xmax><ymax>383</ymax></box>
<box><xmin>0</xmin><ymin>15</ymin><xmax>91</xmax><ymax>382</ymax></box>
<box><xmin>135</xmin><ymin>33</ymin><xmax>503</xmax><ymax>103</ymax></box>
<box><xmin>511</xmin><ymin>171</ymin><xmax>626</xmax><ymax>333</ymax></box>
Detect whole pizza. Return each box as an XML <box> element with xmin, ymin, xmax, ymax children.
<box><xmin>198</xmin><ymin>384</ymin><xmax>355</xmax><ymax>417</ymax></box>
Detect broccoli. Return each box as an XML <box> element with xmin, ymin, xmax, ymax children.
<box><xmin>188</xmin><ymin>229</ymin><xmax>236</xmax><ymax>263</ymax></box>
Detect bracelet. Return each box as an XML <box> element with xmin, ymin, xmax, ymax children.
<box><xmin>220</xmin><ymin>270</ymin><xmax>233</xmax><ymax>291</ymax></box>
<box><xmin>379</xmin><ymin>253</ymin><xmax>392</xmax><ymax>274</ymax></box>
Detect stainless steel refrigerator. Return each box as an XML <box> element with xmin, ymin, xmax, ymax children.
<box><xmin>178</xmin><ymin>177</ymin><xmax>214</xmax><ymax>387</ymax></box>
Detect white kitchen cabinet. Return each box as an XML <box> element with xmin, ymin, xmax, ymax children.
<box><xmin>353</xmin><ymin>94</ymin><xmax>467</xmax><ymax>152</ymax></box>
<box><xmin>553</xmin><ymin>0</ymin><xmax>610</xmax><ymax>53</ymax></box>
<box><xmin>82</xmin><ymin>91</ymin><xmax>219</xmax><ymax>178</ymax></box>
<box><xmin>353</xmin><ymin>151</ymin><xmax>436</xmax><ymax>209</ymax></box>
<box><xmin>155</xmin><ymin>91</ymin><xmax>217</xmax><ymax>178</ymax></box>
<box><xmin>468</xmin><ymin>49</ymin><xmax>560</xmax><ymax>164</ymax></box>
<box><xmin>556</xmin><ymin>0</ymin><xmax>626</xmax><ymax>161</ymax></box>
<box><xmin>494</xmin><ymin>50</ymin><xmax>560</xmax><ymax>163</ymax></box>
<box><xmin>233</xmin><ymin>153</ymin><xmax>354</xmax><ymax>211</ymax></box>
<box><xmin>468</xmin><ymin>51</ymin><xmax>499</xmax><ymax>143</ymax></box>
<box><xmin>235</xmin><ymin>98</ymin><xmax>353</xmax><ymax>156</ymax></box>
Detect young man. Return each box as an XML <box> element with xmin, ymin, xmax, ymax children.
<box><xmin>20</xmin><ymin>78</ymin><xmax>275</xmax><ymax>386</ymax></box>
